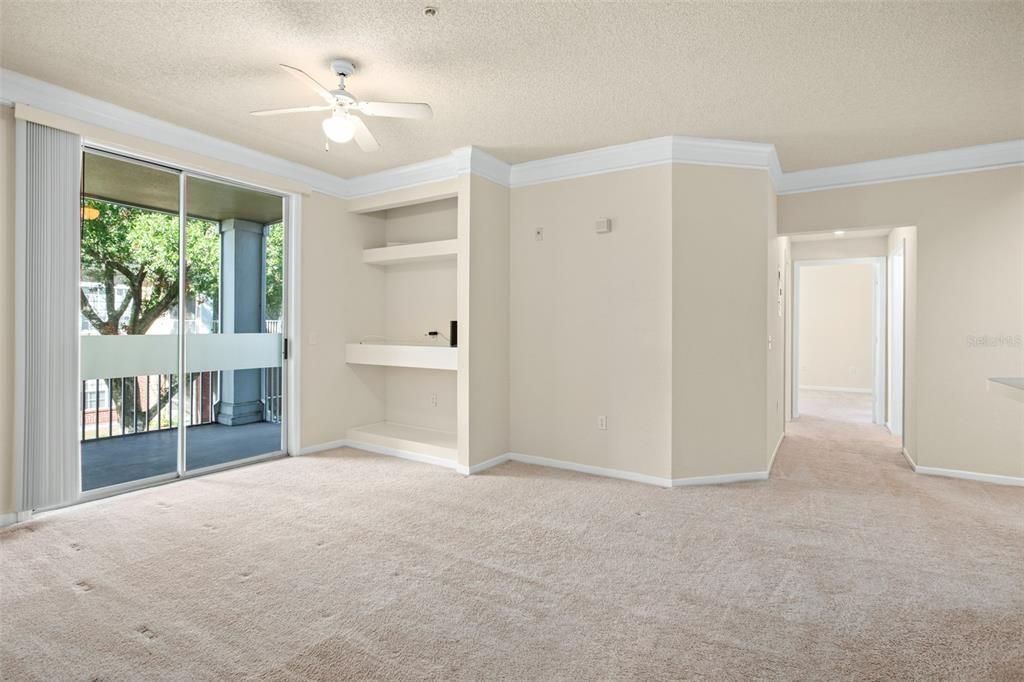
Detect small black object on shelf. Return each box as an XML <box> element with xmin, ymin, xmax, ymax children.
<box><xmin>450</xmin><ymin>320</ymin><xmax>458</xmax><ymax>347</ymax></box>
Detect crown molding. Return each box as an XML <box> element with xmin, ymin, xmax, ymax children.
<box><xmin>4</xmin><ymin>68</ymin><xmax>1020</xmax><ymax>202</ymax></box>
<box><xmin>0</xmin><ymin>68</ymin><xmax>350</xmax><ymax>198</ymax></box>
<box><xmin>672</xmin><ymin>136</ymin><xmax>782</xmax><ymax>186</ymax></box>
<box><xmin>344</xmin><ymin>152</ymin><xmax>460</xmax><ymax>198</ymax></box>
<box><xmin>344</xmin><ymin>145</ymin><xmax>512</xmax><ymax>199</ymax></box>
<box><xmin>460</xmin><ymin>146</ymin><xmax>513</xmax><ymax>187</ymax></box>
<box><xmin>509</xmin><ymin>136</ymin><xmax>674</xmax><ymax>187</ymax></box>
<box><xmin>507</xmin><ymin>135</ymin><xmax>781</xmax><ymax>188</ymax></box>
<box><xmin>777</xmin><ymin>140</ymin><xmax>1024</xmax><ymax>194</ymax></box>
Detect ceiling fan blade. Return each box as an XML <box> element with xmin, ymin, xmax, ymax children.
<box><xmin>359</xmin><ymin>101</ymin><xmax>433</xmax><ymax>120</ymax></box>
<box><xmin>350</xmin><ymin>115</ymin><xmax>381</xmax><ymax>152</ymax></box>
<box><xmin>279</xmin><ymin>64</ymin><xmax>336</xmax><ymax>105</ymax></box>
<box><xmin>250</xmin><ymin>105</ymin><xmax>334</xmax><ymax>116</ymax></box>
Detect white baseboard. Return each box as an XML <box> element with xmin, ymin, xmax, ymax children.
<box><xmin>342</xmin><ymin>438</ymin><xmax>461</xmax><ymax>472</ymax></box>
<box><xmin>901</xmin><ymin>447</ymin><xmax>916</xmax><ymax>471</ymax></box>
<box><xmin>300</xmin><ymin>440</ymin><xmax>783</xmax><ymax>490</ymax></box>
<box><xmin>507</xmin><ymin>452</ymin><xmax>673</xmax><ymax>487</ymax></box>
<box><xmin>914</xmin><ymin>465</ymin><xmax>1024</xmax><ymax>487</ymax></box>
<box><xmin>672</xmin><ymin>471</ymin><xmax>769</xmax><ymax>487</ymax></box>
<box><xmin>768</xmin><ymin>433</ymin><xmax>785</xmax><ymax>474</ymax></box>
<box><xmin>462</xmin><ymin>453</ymin><xmax>511</xmax><ymax>475</ymax></box>
<box><xmin>299</xmin><ymin>437</ymin><xmax>460</xmax><ymax>471</ymax></box>
<box><xmin>799</xmin><ymin>385</ymin><xmax>872</xmax><ymax>394</ymax></box>
<box><xmin>297</xmin><ymin>439</ymin><xmax>348</xmax><ymax>456</ymax></box>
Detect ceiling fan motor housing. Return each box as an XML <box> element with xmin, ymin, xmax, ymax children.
<box><xmin>331</xmin><ymin>59</ymin><xmax>355</xmax><ymax>78</ymax></box>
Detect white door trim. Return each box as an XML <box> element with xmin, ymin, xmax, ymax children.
<box><xmin>285</xmin><ymin>194</ymin><xmax>302</xmax><ymax>456</ymax></box>
<box><xmin>888</xmin><ymin>240</ymin><xmax>906</xmax><ymax>440</ymax></box>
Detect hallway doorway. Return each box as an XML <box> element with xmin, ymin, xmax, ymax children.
<box><xmin>793</xmin><ymin>257</ymin><xmax>885</xmax><ymax>425</ymax></box>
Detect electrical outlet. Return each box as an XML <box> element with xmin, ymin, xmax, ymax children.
<box><xmin>597</xmin><ymin>415</ymin><xmax>607</xmax><ymax>430</ymax></box>
<box><xmin>430</xmin><ymin>392</ymin><xmax>438</xmax><ymax>408</ymax></box>
<box><xmin>535</xmin><ymin>227</ymin><xmax>544</xmax><ymax>241</ymax></box>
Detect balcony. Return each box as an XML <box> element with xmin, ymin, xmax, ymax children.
<box><xmin>80</xmin><ymin>364</ymin><xmax>283</xmax><ymax>491</ymax></box>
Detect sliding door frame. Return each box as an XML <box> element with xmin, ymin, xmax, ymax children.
<box><xmin>71</xmin><ymin>141</ymin><xmax>300</xmax><ymax>502</ymax></box>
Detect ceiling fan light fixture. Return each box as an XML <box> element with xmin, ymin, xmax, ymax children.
<box><xmin>322</xmin><ymin>111</ymin><xmax>356</xmax><ymax>143</ymax></box>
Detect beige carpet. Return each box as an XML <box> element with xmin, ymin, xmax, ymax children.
<box><xmin>798</xmin><ymin>388</ymin><xmax>875</xmax><ymax>423</ymax></box>
<box><xmin>2</xmin><ymin>417</ymin><xmax>1023</xmax><ymax>680</ymax></box>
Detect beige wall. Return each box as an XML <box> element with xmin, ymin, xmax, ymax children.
<box><xmin>510</xmin><ymin>166</ymin><xmax>673</xmax><ymax>478</ymax></box>
<box><xmin>780</xmin><ymin>167</ymin><xmax>1023</xmax><ymax>478</ymax></box>
<box><xmin>797</xmin><ymin>262</ymin><xmax>876</xmax><ymax>391</ymax></box>
<box><xmin>1</xmin><ymin>108</ymin><xmax>15</xmax><ymax>514</ymax></box>
<box><xmin>672</xmin><ymin>165</ymin><xmax>777</xmax><ymax>479</ymax></box>
<box><xmin>461</xmin><ymin>175</ymin><xmax>510</xmax><ymax>467</ymax></box>
<box><xmin>299</xmin><ymin>193</ymin><xmax>386</xmax><ymax>448</ymax></box>
<box><xmin>509</xmin><ymin>164</ymin><xmax>776</xmax><ymax>481</ymax></box>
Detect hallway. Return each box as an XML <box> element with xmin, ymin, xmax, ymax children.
<box><xmin>797</xmin><ymin>389</ymin><xmax>875</xmax><ymax>424</ymax></box>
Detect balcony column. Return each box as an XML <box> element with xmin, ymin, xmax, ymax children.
<box><xmin>216</xmin><ymin>218</ymin><xmax>265</xmax><ymax>426</ymax></box>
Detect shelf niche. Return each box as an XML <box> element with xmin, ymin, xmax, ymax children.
<box><xmin>350</xmin><ymin>193</ymin><xmax>460</xmax><ymax>463</ymax></box>
<box><xmin>345</xmin><ymin>174</ymin><xmax>510</xmax><ymax>473</ymax></box>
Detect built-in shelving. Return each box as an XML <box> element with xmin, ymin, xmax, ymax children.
<box><xmin>345</xmin><ymin>181</ymin><xmax>508</xmax><ymax>470</ymax></box>
<box><xmin>363</xmin><ymin>239</ymin><xmax>459</xmax><ymax>266</ymax></box>
<box><xmin>346</xmin><ymin>343</ymin><xmax>457</xmax><ymax>371</ymax></box>
<box><xmin>347</xmin><ymin>421</ymin><xmax>458</xmax><ymax>461</ymax></box>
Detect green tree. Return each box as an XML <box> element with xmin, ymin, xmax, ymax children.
<box><xmin>80</xmin><ymin>198</ymin><xmax>220</xmax><ymax>431</ymax></box>
<box><xmin>264</xmin><ymin>222</ymin><xmax>283</xmax><ymax>322</ymax></box>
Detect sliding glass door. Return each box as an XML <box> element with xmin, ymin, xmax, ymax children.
<box><xmin>79</xmin><ymin>149</ymin><xmax>287</xmax><ymax>493</ymax></box>
<box><xmin>183</xmin><ymin>175</ymin><xmax>285</xmax><ymax>472</ymax></box>
<box><xmin>79</xmin><ymin>151</ymin><xmax>182</xmax><ymax>491</ymax></box>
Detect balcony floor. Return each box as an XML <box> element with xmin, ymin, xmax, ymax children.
<box><xmin>81</xmin><ymin>421</ymin><xmax>282</xmax><ymax>491</ymax></box>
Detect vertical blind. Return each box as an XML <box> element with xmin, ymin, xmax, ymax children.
<box><xmin>17</xmin><ymin>121</ymin><xmax>82</xmax><ymax>511</ymax></box>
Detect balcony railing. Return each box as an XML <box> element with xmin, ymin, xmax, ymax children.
<box><xmin>80</xmin><ymin>325</ymin><xmax>284</xmax><ymax>441</ymax></box>
<box><xmin>81</xmin><ymin>370</ymin><xmax>284</xmax><ymax>440</ymax></box>
<box><xmin>263</xmin><ymin>367</ymin><xmax>282</xmax><ymax>424</ymax></box>
<box><xmin>81</xmin><ymin>372</ymin><xmax>219</xmax><ymax>441</ymax></box>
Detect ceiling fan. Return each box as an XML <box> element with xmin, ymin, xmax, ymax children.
<box><xmin>250</xmin><ymin>59</ymin><xmax>433</xmax><ymax>152</ymax></box>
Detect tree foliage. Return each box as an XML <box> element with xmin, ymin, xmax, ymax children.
<box><xmin>265</xmin><ymin>222</ymin><xmax>283</xmax><ymax>321</ymax></box>
<box><xmin>80</xmin><ymin>198</ymin><xmax>220</xmax><ymax>335</ymax></box>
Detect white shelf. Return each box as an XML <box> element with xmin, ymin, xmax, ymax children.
<box><xmin>363</xmin><ymin>239</ymin><xmax>458</xmax><ymax>266</ymax></box>
<box><xmin>346</xmin><ymin>343</ymin><xmax>457</xmax><ymax>371</ymax></box>
<box><xmin>347</xmin><ymin>421</ymin><xmax>457</xmax><ymax>461</ymax></box>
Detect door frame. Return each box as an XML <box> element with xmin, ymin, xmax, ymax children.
<box><xmin>72</xmin><ymin>142</ymin><xmax>302</xmax><ymax>500</ymax></box>
<box><xmin>792</xmin><ymin>257</ymin><xmax>886</xmax><ymax>424</ymax></box>
<box><xmin>888</xmin><ymin>239</ymin><xmax>906</xmax><ymax>441</ymax></box>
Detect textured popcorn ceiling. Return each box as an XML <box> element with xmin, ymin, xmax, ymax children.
<box><xmin>1</xmin><ymin>0</ymin><xmax>1021</xmax><ymax>177</ymax></box>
